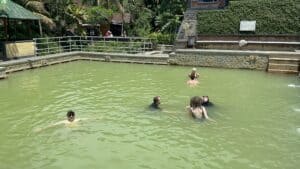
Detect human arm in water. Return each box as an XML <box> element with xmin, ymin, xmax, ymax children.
<box><xmin>202</xmin><ymin>106</ymin><xmax>216</xmax><ymax>122</ymax></box>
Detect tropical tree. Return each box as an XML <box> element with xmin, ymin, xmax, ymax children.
<box><xmin>14</xmin><ymin>0</ymin><xmax>55</xmax><ymax>29</ymax></box>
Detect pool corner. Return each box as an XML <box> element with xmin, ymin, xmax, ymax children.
<box><xmin>0</xmin><ymin>66</ymin><xmax>7</xmax><ymax>79</ymax></box>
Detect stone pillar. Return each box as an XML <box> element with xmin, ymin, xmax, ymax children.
<box><xmin>0</xmin><ymin>67</ymin><xmax>7</xmax><ymax>79</ymax></box>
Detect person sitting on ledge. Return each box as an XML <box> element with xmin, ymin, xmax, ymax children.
<box><xmin>149</xmin><ymin>96</ymin><xmax>161</xmax><ymax>110</ymax></box>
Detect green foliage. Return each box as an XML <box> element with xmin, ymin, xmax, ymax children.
<box><xmin>197</xmin><ymin>0</ymin><xmax>300</xmax><ymax>35</ymax></box>
<box><xmin>83</xmin><ymin>41</ymin><xmax>146</xmax><ymax>53</ymax></box>
<box><xmin>147</xmin><ymin>32</ymin><xmax>175</xmax><ymax>45</ymax></box>
<box><xmin>86</xmin><ymin>6</ymin><xmax>113</xmax><ymax>25</ymax></box>
<box><xmin>126</xmin><ymin>5</ymin><xmax>152</xmax><ymax>37</ymax></box>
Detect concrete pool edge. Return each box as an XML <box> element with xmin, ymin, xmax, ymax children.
<box><xmin>0</xmin><ymin>52</ymin><xmax>169</xmax><ymax>79</ymax></box>
<box><xmin>0</xmin><ymin>50</ymin><xmax>299</xmax><ymax>79</ymax></box>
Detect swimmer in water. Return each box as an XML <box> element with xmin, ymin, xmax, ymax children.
<box><xmin>188</xmin><ymin>68</ymin><xmax>199</xmax><ymax>80</ymax></box>
<box><xmin>201</xmin><ymin>96</ymin><xmax>213</xmax><ymax>106</ymax></box>
<box><xmin>186</xmin><ymin>96</ymin><xmax>214</xmax><ymax>122</ymax></box>
<box><xmin>187</xmin><ymin>76</ymin><xmax>199</xmax><ymax>86</ymax></box>
<box><xmin>187</xmin><ymin>68</ymin><xmax>199</xmax><ymax>86</ymax></box>
<box><xmin>34</xmin><ymin>110</ymin><xmax>82</xmax><ymax>132</ymax></box>
<box><xmin>149</xmin><ymin>96</ymin><xmax>161</xmax><ymax>110</ymax></box>
<box><xmin>58</xmin><ymin>110</ymin><xmax>81</xmax><ymax>125</ymax></box>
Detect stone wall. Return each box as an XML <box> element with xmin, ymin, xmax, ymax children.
<box><xmin>80</xmin><ymin>52</ymin><xmax>168</xmax><ymax>65</ymax></box>
<box><xmin>170</xmin><ymin>49</ymin><xmax>269</xmax><ymax>70</ymax></box>
<box><xmin>0</xmin><ymin>52</ymin><xmax>80</xmax><ymax>73</ymax></box>
<box><xmin>197</xmin><ymin>35</ymin><xmax>300</xmax><ymax>42</ymax></box>
<box><xmin>0</xmin><ymin>52</ymin><xmax>169</xmax><ymax>79</ymax></box>
<box><xmin>196</xmin><ymin>42</ymin><xmax>300</xmax><ymax>51</ymax></box>
<box><xmin>0</xmin><ymin>67</ymin><xmax>6</xmax><ymax>79</ymax></box>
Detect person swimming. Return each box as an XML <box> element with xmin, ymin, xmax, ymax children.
<box><xmin>201</xmin><ymin>96</ymin><xmax>213</xmax><ymax>106</ymax></box>
<box><xmin>188</xmin><ymin>68</ymin><xmax>199</xmax><ymax>80</ymax></box>
<box><xmin>34</xmin><ymin>110</ymin><xmax>81</xmax><ymax>132</ymax></box>
<box><xmin>187</xmin><ymin>96</ymin><xmax>214</xmax><ymax>121</ymax></box>
<box><xmin>149</xmin><ymin>96</ymin><xmax>161</xmax><ymax>110</ymax></box>
<box><xmin>187</xmin><ymin>68</ymin><xmax>199</xmax><ymax>86</ymax></box>
<box><xmin>187</xmin><ymin>78</ymin><xmax>199</xmax><ymax>86</ymax></box>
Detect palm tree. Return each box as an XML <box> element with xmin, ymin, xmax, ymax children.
<box><xmin>14</xmin><ymin>0</ymin><xmax>55</xmax><ymax>29</ymax></box>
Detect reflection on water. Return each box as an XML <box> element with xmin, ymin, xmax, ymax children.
<box><xmin>0</xmin><ymin>61</ymin><xmax>299</xmax><ymax>169</ymax></box>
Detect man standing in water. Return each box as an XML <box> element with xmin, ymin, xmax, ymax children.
<box><xmin>187</xmin><ymin>68</ymin><xmax>199</xmax><ymax>87</ymax></box>
<box><xmin>188</xmin><ymin>68</ymin><xmax>199</xmax><ymax>80</ymax></box>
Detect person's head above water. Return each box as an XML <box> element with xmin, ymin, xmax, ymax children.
<box><xmin>202</xmin><ymin>96</ymin><xmax>209</xmax><ymax>104</ymax></box>
<box><xmin>67</xmin><ymin>110</ymin><xmax>75</xmax><ymax>122</ymax></box>
<box><xmin>153</xmin><ymin>96</ymin><xmax>161</xmax><ymax>106</ymax></box>
<box><xmin>190</xmin><ymin>96</ymin><xmax>203</xmax><ymax>108</ymax></box>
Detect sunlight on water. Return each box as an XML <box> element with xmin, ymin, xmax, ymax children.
<box><xmin>0</xmin><ymin>61</ymin><xmax>299</xmax><ymax>169</ymax></box>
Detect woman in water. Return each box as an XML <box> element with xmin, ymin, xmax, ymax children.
<box><xmin>187</xmin><ymin>96</ymin><xmax>213</xmax><ymax>121</ymax></box>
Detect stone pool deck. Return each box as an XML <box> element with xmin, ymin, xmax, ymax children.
<box><xmin>0</xmin><ymin>49</ymin><xmax>299</xmax><ymax>79</ymax></box>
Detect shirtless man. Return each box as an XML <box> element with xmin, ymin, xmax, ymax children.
<box><xmin>188</xmin><ymin>68</ymin><xmax>199</xmax><ymax>80</ymax></box>
<box><xmin>187</xmin><ymin>68</ymin><xmax>199</xmax><ymax>86</ymax></box>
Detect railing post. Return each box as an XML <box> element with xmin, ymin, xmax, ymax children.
<box><xmin>33</xmin><ymin>38</ymin><xmax>37</xmax><ymax>56</ymax></box>
<box><xmin>92</xmin><ymin>36</ymin><xmax>94</xmax><ymax>52</ymax></box>
<box><xmin>143</xmin><ymin>39</ymin><xmax>146</xmax><ymax>53</ymax></box>
<box><xmin>80</xmin><ymin>36</ymin><xmax>82</xmax><ymax>51</ymax></box>
<box><xmin>47</xmin><ymin>37</ymin><xmax>49</xmax><ymax>55</ymax></box>
<box><xmin>69</xmin><ymin>36</ymin><xmax>72</xmax><ymax>52</ymax></box>
<box><xmin>58</xmin><ymin>37</ymin><xmax>61</xmax><ymax>53</ymax></box>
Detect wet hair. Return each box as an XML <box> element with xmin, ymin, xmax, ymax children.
<box><xmin>190</xmin><ymin>96</ymin><xmax>203</xmax><ymax>108</ymax></box>
<box><xmin>67</xmin><ymin>110</ymin><xmax>75</xmax><ymax>118</ymax></box>
<box><xmin>153</xmin><ymin>96</ymin><xmax>160</xmax><ymax>104</ymax></box>
<box><xmin>202</xmin><ymin>96</ymin><xmax>209</xmax><ymax>103</ymax></box>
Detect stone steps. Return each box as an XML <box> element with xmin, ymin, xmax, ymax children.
<box><xmin>268</xmin><ymin>57</ymin><xmax>300</xmax><ymax>74</ymax></box>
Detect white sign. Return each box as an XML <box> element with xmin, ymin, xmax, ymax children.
<box><xmin>240</xmin><ymin>21</ymin><xmax>256</xmax><ymax>32</ymax></box>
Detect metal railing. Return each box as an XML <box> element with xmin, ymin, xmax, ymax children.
<box><xmin>33</xmin><ymin>36</ymin><xmax>154</xmax><ymax>56</ymax></box>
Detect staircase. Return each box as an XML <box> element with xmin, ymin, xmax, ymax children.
<box><xmin>268</xmin><ymin>56</ymin><xmax>300</xmax><ymax>74</ymax></box>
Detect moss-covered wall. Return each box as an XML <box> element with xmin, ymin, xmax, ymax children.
<box><xmin>197</xmin><ymin>0</ymin><xmax>300</xmax><ymax>35</ymax></box>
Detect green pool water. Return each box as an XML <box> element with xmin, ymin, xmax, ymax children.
<box><xmin>0</xmin><ymin>61</ymin><xmax>299</xmax><ymax>169</ymax></box>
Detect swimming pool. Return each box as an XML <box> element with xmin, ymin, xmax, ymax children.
<box><xmin>0</xmin><ymin>61</ymin><xmax>299</xmax><ymax>169</ymax></box>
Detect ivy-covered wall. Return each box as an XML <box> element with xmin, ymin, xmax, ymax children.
<box><xmin>197</xmin><ymin>0</ymin><xmax>300</xmax><ymax>35</ymax></box>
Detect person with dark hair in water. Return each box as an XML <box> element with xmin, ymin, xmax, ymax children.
<box><xmin>187</xmin><ymin>96</ymin><xmax>213</xmax><ymax>121</ymax></box>
<box><xmin>66</xmin><ymin>110</ymin><xmax>75</xmax><ymax>122</ymax></box>
<box><xmin>149</xmin><ymin>96</ymin><xmax>161</xmax><ymax>110</ymax></box>
<box><xmin>34</xmin><ymin>110</ymin><xmax>82</xmax><ymax>132</ymax></box>
<box><xmin>201</xmin><ymin>96</ymin><xmax>213</xmax><ymax>106</ymax></box>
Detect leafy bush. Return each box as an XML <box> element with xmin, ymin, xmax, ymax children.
<box><xmin>147</xmin><ymin>32</ymin><xmax>176</xmax><ymax>45</ymax></box>
<box><xmin>197</xmin><ymin>0</ymin><xmax>300</xmax><ymax>35</ymax></box>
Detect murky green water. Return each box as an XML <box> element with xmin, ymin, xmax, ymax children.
<box><xmin>0</xmin><ymin>61</ymin><xmax>299</xmax><ymax>169</ymax></box>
